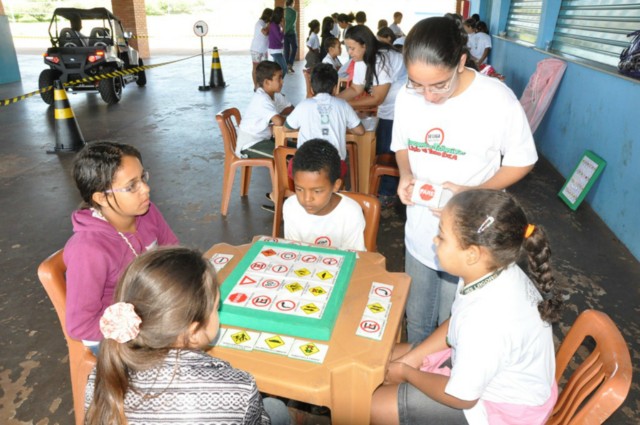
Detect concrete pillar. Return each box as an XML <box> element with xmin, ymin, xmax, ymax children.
<box><xmin>111</xmin><ymin>0</ymin><xmax>150</xmax><ymax>58</ymax></box>
<box><xmin>0</xmin><ymin>0</ymin><xmax>21</xmax><ymax>84</ymax></box>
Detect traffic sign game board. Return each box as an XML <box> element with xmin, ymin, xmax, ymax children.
<box><xmin>219</xmin><ymin>241</ymin><xmax>357</xmax><ymax>341</ymax></box>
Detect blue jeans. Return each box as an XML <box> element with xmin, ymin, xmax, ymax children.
<box><xmin>405</xmin><ymin>250</ymin><xmax>458</xmax><ymax>344</ymax></box>
<box><xmin>284</xmin><ymin>33</ymin><xmax>298</xmax><ymax>67</ymax></box>
<box><xmin>271</xmin><ymin>53</ymin><xmax>288</xmax><ymax>78</ymax></box>
<box><xmin>263</xmin><ymin>397</ymin><xmax>291</xmax><ymax>425</ymax></box>
<box><xmin>398</xmin><ymin>381</ymin><xmax>466</xmax><ymax>425</ymax></box>
<box><xmin>376</xmin><ymin>118</ymin><xmax>399</xmax><ymax>196</ymax></box>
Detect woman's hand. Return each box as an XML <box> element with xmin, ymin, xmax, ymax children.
<box><xmin>397</xmin><ymin>174</ymin><xmax>416</xmax><ymax>206</ymax></box>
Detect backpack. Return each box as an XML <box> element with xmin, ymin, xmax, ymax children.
<box><xmin>618</xmin><ymin>30</ymin><xmax>640</xmax><ymax>79</ymax></box>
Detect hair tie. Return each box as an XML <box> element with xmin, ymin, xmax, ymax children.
<box><xmin>100</xmin><ymin>302</ymin><xmax>142</xmax><ymax>343</ymax></box>
<box><xmin>476</xmin><ymin>215</ymin><xmax>495</xmax><ymax>233</ymax></box>
<box><xmin>524</xmin><ymin>224</ymin><xmax>536</xmax><ymax>239</ymax></box>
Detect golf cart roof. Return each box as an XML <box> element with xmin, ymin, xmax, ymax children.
<box><xmin>52</xmin><ymin>8</ymin><xmax>119</xmax><ymax>22</ymax></box>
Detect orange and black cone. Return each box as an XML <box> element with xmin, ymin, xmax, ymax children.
<box><xmin>209</xmin><ymin>47</ymin><xmax>227</xmax><ymax>88</ymax></box>
<box><xmin>50</xmin><ymin>80</ymin><xmax>85</xmax><ymax>153</ymax></box>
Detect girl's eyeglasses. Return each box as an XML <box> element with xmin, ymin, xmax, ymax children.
<box><xmin>406</xmin><ymin>69</ymin><xmax>458</xmax><ymax>94</ymax></box>
<box><xmin>104</xmin><ymin>171</ymin><xmax>149</xmax><ymax>194</ymax></box>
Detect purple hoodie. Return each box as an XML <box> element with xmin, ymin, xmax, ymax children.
<box><xmin>63</xmin><ymin>202</ymin><xmax>178</xmax><ymax>342</ymax></box>
<box><xmin>268</xmin><ymin>22</ymin><xmax>284</xmax><ymax>50</ymax></box>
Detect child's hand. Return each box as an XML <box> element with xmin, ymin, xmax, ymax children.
<box><xmin>442</xmin><ymin>181</ymin><xmax>470</xmax><ymax>195</ymax></box>
<box><xmin>384</xmin><ymin>361</ymin><xmax>412</xmax><ymax>385</ymax></box>
<box><xmin>428</xmin><ymin>206</ymin><xmax>443</xmax><ymax>217</ymax></box>
<box><xmin>397</xmin><ymin>174</ymin><xmax>416</xmax><ymax>206</ymax></box>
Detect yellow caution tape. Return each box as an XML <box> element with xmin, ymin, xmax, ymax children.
<box><xmin>0</xmin><ymin>51</ymin><xmax>209</xmax><ymax>107</ymax></box>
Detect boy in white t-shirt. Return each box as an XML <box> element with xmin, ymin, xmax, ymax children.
<box><xmin>236</xmin><ymin>61</ymin><xmax>294</xmax><ymax>158</ymax></box>
<box><xmin>389</xmin><ymin>12</ymin><xmax>405</xmax><ymax>38</ymax></box>
<box><xmin>283</xmin><ymin>139</ymin><xmax>366</xmax><ymax>251</ymax></box>
<box><xmin>321</xmin><ymin>37</ymin><xmax>343</xmax><ymax>71</ymax></box>
<box><xmin>285</xmin><ymin>63</ymin><xmax>364</xmax><ymax>178</ymax></box>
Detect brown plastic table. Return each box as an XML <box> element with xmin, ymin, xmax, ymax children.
<box><xmin>205</xmin><ymin>242</ymin><xmax>410</xmax><ymax>425</ymax></box>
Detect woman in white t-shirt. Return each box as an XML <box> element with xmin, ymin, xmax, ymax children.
<box><xmin>391</xmin><ymin>17</ymin><xmax>538</xmax><ymax>345</ymax></box>
<box><xmin>337</xmin><ymin>25</ymin><xmax>407</xmax><ymax>201</ymax></box>
<box><xmin>250</xmin><ymin>8</ymin><xmax>273</xmax><ymax>89</ymax></box>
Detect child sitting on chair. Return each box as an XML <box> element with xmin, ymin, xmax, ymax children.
<box><xmin>321</xmin><ymin>37</ymin><xmax>343</xmax><ymax>71</ymax></box>
<box><xmin>283</xmin><ymin>139</ymin><xmax>366</xmax><ymax>251</ymax></box>
<box><xmin>284</xmin><ymin>63</ymin><xmax>364</xmax><ymax>178</ymax></box>
<box><xmin>85</xmin><ymin>247</ymin><xmax>290</xmax><ymax>424</ymax></box>
<box><xmin>236</xmin><ymin>60</ymin><xmax>294</xmax><ymax>158</ymax></box>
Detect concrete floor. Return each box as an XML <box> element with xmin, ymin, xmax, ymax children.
<box><xmin>0</xmin><ymin>51</ymin><xmax>638</xmax><ymax>424</ymax></box>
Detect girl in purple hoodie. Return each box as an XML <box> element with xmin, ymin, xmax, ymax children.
<box><xmin>63</xmin><ymin>142</ymin><xmax>178</xmax><ymax>351</ymax></box>
<box><xmin>268</xmin><ymin>7</ymin><xmax>287</xmax><ymax>78</ymax></box>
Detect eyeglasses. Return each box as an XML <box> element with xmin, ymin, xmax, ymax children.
<box><xmin>104</xmin><ymin>171</ymin><xmax>149</xmax><ymax>194</ymax></box>
<box><xmin>406</xmin><ymin>69</ymin><xmax>458</xmax><ymax>94</ymax></box>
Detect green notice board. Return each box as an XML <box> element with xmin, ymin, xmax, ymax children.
<box><xmin>558</xmin><ymin>150</ymin><xmax>606</xmax><ymax>211</ymax></box>
<box><xmin>219</xmin><ymin>241</ymin><xmax>356</xmax><ymax>341</ymax></box>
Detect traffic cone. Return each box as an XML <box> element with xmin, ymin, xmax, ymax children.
<box><xmin>49</xmin><ymin>80</ymin><xmax>85</xmax><ymax>153</ymax></box>
<box><xmin>209</xmin><ymin>47</ymin><xmax>227</xmax><ymax>88</ymax></box>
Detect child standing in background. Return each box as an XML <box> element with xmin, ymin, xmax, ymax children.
<box><xmin>283</xmin><ymin>0</ymin><xmax>297</xmax><ymax>74</ymax></box>
<box><xmin>284</xmin><ymin>140</ymin><xmax>366</xmax><ymax>251</ymax></box>
<box><xmin>268</xmin><ymin>7</ymin><xmax>287</xmax><ymax>77</ymax></box>
<box><xmin>64</xmin><ymin>142</ymin><xmax>178</xmax><ymax>352</ymax></box>
<box><xmin>320</xmin><ymin>16</ymin><xmax>336</xmax><ymax>59</ymax></box>
<box><xmin>250</xmin><ymin>8</ymin><xmax>273</xmax><ymax>89</ymax></box>
<box><xmin>371</xmin><ymin>189</ymin><xmax>562</xmax><ymax>425</ymax></box>
<box><xmin>389</xmin><ymin>11</ymin><xmax>406</xmax><ymax>37</ymax></box>
<box><xmin>85</xmin><ymin>247</ymin><xmax>290</xmax><ymax>424</ymax></box>
<box><xmin>304</xmin><ymin>19</ymin><xmax>321</xmax><ymax>69</ymax></box>
<box><xmin>470</xmin><ymin>21</ymin><xmax>492</xmax><ymax>65</ymax></box>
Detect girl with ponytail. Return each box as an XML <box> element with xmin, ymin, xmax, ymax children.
<box><xmin>85</xmin><ymin>247</ymin><xmax>289</xmax><ymax>424</ymax></box>
<box><xmin>370</xmin><ymin>189</ymin><xmax>562</xmax><ymax>425</ymax></box>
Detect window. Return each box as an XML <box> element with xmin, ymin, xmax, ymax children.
<box><xmin>553</xmin><ymin>0</ymin><xmax>640</xmax><ymax>67</ymax></box>
<box><xmin>506</xmin><ymin>0</ymin><xmax>543</xmax><ymax>44</ymax></box>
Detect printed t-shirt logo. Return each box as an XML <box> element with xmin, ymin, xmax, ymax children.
<box><xmin>406</xmin><ymin>127</ymin><xmax>466</xmax><ymax>161</ymax></box>
<box><xmin>314</xmin><ymin>236</ymin><xmax>332</xmax><ymax>247</ymax></box>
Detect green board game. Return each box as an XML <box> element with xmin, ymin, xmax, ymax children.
<box><xmin>219</xmin><ymin>241</ymin><xmax>356</xmax><ymax>341</ymax></box>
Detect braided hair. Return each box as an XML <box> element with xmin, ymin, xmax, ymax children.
<box><xmin>447</xmin><ymin>189</ymin><xmax>563</xmax><ymax>323</ymax></box>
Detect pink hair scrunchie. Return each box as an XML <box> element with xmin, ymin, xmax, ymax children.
<box><xmin>100</xmin><ymin>302</ymin><xmax>142</xmax><ymax>343</ymax></box>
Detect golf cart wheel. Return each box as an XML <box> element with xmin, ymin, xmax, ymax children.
<box><xmin>38</xmin><ymin>69</ymin><xmax>61</xmax><ymax>105</ymax></box>
<box><xmin>98</xmin><ymin>76</ymin><xmax>123</xmax><ymax>104</ymax></box>
<box><xmin>136</xmin><ymin>58</ymin><xmax>147</xmax><ymax>87</ymax></box>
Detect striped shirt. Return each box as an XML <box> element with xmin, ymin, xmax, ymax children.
<box><xmin>85</xmin><ymin>349</ymin><xmax>270</xmax><ymax>424</ymax></box>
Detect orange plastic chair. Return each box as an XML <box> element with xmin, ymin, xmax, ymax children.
<box><xmin>369</xmin><ymin>153</ymin><xmax>399</xmax><ymax>195</ymax></box>
<box><xmin>340</xmin><ymin>191</ymin><xmax>380</xmax><ymax>252</ymax></box>
<box><xmin>548</xmin><ymin>309</ymin><xmax>632</xmax><ymax>425</ymax></box>
<box><xmin>216</xmin><ymin>107</ymin><xmax>275</xmax><ymax>216</ymax></box>
<box><xmin>271</xmin><ymin>146</ymin><xmax>297</xmax><ymax>239</ymax></box>
<box><xmin>37</xmin><ymin>249</ymin><xmax>97</xmax><ymax>425</ymax></box>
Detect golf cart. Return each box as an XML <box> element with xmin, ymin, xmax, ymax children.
<box><xmin>38</xmin><ymin>7</ymin><xmax>146</xmax><ymax>105</ymax></box>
